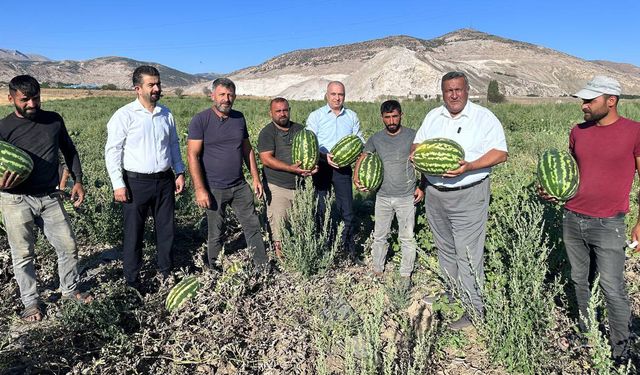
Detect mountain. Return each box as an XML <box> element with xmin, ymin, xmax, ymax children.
<box><xmin>0</xmin><ymin>49</ymin><xmax>50</xmax><ymax>62</ymax></box>
<box><xmin>0</xmin><ymin>56</ymin><xmax>205</xmax><ymax>88</ymax></box>
<box><xmin>185</xmin><ymin>29</ymin><xmax>640</xmax><ymax>101</ymax></box>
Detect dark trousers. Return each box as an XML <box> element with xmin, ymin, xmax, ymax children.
<box><xmin>206</xmin><ymin>182</ymin><xmax>268</xmax><ymax>269</ymax></box>
<box><xmin>563</xmin><ymin>209</ymin><xmax>630</xmax><ymax>358</ymax></box>
<box><xmin>122</xmin><ymin>173</ymin><xmax>175</xmax><ymax>283</ymax></box>
<box><xmin>312</xmin><ymin>161</ymin><xmax>355</xmax><ymax>254</ymax></box>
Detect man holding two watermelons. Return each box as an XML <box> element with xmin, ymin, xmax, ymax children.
<box><xmin>539</xmin><ymin>76</ymin><xmax>639</xmax><ymax>364</ymax></box>
<box><xmin>353</xmin><ymin>100</ymin><xmax>425</xmax><ymax>287</ymax></box>
<box><xmin>307</xmin><ymin>81</ymin><xmax>364</xmax><ymax>262</ymax></box>
<box><xmin>0</xmin><ymin>75</ymin><xmax>92</xmax><ymax>322</ymax></box>
<box><xmin>412</xmin><ymin>71</ymin><xmax>508</xmax><ymax>330</ymax></box>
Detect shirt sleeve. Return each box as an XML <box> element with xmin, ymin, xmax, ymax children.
<box><xmin>104</xmin><ymin>109</ymin><xmax>128</xmax><ymax>190</ymax></box>
<box><xmin>306</xmin><ymin>110</ymin><xmax>318</xmax><ymax>135</ymax></box>
<box><xmin>187</xmin><ymin>112</ymin><xmax>204</xmax><ymax>140</ymax></box>
<box><xmin>413</xmin><ymin>113</ymin><xmax>431</xmax><ymax>144</ymax></box>
<box><xmin>481</xmin><ymin>111</ymin><xmax>508</xmax><ymax>153</ymax></box>
<box><xmin>58</xmin><ymin>116</ymin><xmax>83</xmax><ymax>184</ymax></box>
<box><xmin>351</xmin><ymin>111</ymin><xmax>364</xmax><ymax>141</ymax></box>
<box><xmin>257</xmin><ymin>126</ymin><xmax>274</xmax><ymax>153</ymax></box>
<box><xmin>168</xmin><ymin>112</ymin><xmax>186</xmax><ymax>174</ymax></box>
<box><xmin>364</xmin><ymin>135</ymin><xmax>376</xmax><ymax>153</ymax></box>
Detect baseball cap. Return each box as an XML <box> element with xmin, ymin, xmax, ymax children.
<box><xmin>572</xmin><ymin>76</ymin><xmax>621</xmax><ymax>99</ymax></box>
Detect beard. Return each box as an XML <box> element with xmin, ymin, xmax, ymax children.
<box><xmin>148</xmin><ymin>90</ymin><xmax>162</xmax><ymax>103</ymax></box>
<box><xmin>15</xmin><ymin>104</ymin><xmax>39</xmax><ymax>120</ymax></box>
<box><xmin>273</xmin><ymin>117</ymin><xmax>290</xmax><ymax>127</ymax></box>
<box><xmin>583</xmin><ymin>109</ymin><xmax>607</xmax><ymax>122</ymax></box>
<box><xmin>385</xmin><ymin>123</ymin><xmax>401</xmax><ymax>134</ymax></box>
<box><xmin>215</xmin><ymin>101</ymin><xmax>232</xmax><ymax>115</ymax></box>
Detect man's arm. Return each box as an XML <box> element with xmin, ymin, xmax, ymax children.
<box><xmin>242</xmin><ymin>138</ymin><xmax>263</xmax><ymax>199</ymax></box>
<box><xmin>168</xmin><ymin>114</ymin><xmax>186</xmax><ymax>194</ymax></box>
<box><xmin>59</xmin><ymin>120</ymin><xmax>85</xmax><ymax>206</ymax></box>
<box><xmin>260</xmin><ymin>151</ymin><xmax>307</xmax><ymax>175</ymax></box>
<box><xmin>352</xmin><ymin>152</ymin><xmax>368</xmax><ymax>191</ymax></box>
<box><xmin>631</xmin><ymin>156</ymin><xmax>640</xmax><ymax>249</ymax></box>
<box><xmin>187</xmin><ymin>139</ymin><xmax>210</xmax><ymax>208</ymax></box>
<box><xmin>442</xmin><ymin>149</ymin><xmax>508</xmax><ymax>178</ymax></box>
<box><xmin>105</xmin><ymin>110</ymin><xmax>129</xmax><ymax>202</ymax></box>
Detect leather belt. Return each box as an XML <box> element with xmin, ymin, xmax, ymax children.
<box><xmin>566</xmin><ymin>209</ymin><xmax>625</xmax><ymax>220</ymax></box>
<box><xmin>125</xmin><ymin>170</ymin><xmax>173</xmax><ymax>180</ymax></box>
<box><xmin>429</xmin><ymin>177</ymin><xmax>487</xmax><ymax>192</ymax></box>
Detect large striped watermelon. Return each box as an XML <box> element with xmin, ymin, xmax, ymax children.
<box><xmin>413</xmin><ymin>138</ymin><xmax>464</xmax><ymax>175</ymax></box>
<box><xmin>357</xmin><ymin>152</ymin><xmax>383</xmax><ymax>190</ymax></box>
<box><xmin>330</xmin><ymin>135</ymin><xmax>363</xmax><ymax>168</ymax></box>
<box><xmin>537</xmin><ymin>149</ymin><xmax>579</xmax><ymax>201</ymax></box>
<box><xmin>292</xmin><ymin>129</ymin><xmax>319</xmax><ymax>170</ymax></box>
<box><xmin>165</xmin><ymin>276</ymin><xmax>200</xmax><ymax>312</ymax></box>
<box><xmin>0</xmin><ymin>141</ymin><xmax>33</xmax><ymax>186</ymax></box>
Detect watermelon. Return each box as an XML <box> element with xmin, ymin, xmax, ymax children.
<box><xmin>330</xmin><ymin>135</ymin><xmax>363</xmax><ymax>168</ymax></box>
<box><xmin>0</xmin><ymin>140</ymin><xmax>34</xmax><ymax>186</ymax></box>
<box><xmin>537</xmin><ymin>149</ymin><xmax>579</xmax><ymax>201</ymax></box>
<box><xmin>292</xmin><ymin>129</ymin><xmax>319</xmax><ymax>170</ymax></box>
<box><xmin>165</xmin><ymin>276</ymin><xmax>200</xmax><ymax>312</ymax></box>
<box><xmin>413</xmin><ymin>138</ymin><xmax>464</xmax><ymax>175</ymax></box>
<box><xmin>357</xmin><ymin>152</ymin><xmax>383</xmax><ymax>190</ymax></box>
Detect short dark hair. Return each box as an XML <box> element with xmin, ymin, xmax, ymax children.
<box><xmin>9</xmin><ymin>75</ymin><xmax>40</xmax><ymax>97</ymax></box>
<box><xmin>441</xmin><ymin>71</ymin><xmax>469</xmax><ymax>91</ymax></box>
<box><xmin>212</xmin><ymin>78</ymin><xmax>236</xmax><ymax>92</ymax></box>
<box><xmin>132</xmin><ymin>65</ymin><xmax>160</xmax><ymax>87</ymax></box>
<box><xmin>270</xmin><ymin>97</ymin><xmax>289</xmax><ymax>108</ymax></box>
<box><xmin>380</xmin><ymin>100</ymin><xmax>401</xmax><ymax>114</ymax></box>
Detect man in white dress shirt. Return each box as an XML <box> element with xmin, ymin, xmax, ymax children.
<box><xmin>105</xmin><ymin>65</ymin><xmax>186</xmax><ymax>288</ymax></box>
<box><xmin>413</xmin><ymin>71</ymin><xmax>508</xmax><ymax>329</ymax></box>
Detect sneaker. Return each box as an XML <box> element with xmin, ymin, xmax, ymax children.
<box><xmin>449</xmin><ymin>314</ymin><xmax>473</xmax><ymax>331</ymax></box>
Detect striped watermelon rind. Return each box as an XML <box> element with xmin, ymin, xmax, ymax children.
<box><xmin>330</xmin><ymin>135</ymin><xmax>363</xmax><ymax>168</ymax></box>
<box><xmin>165</xmin><ymin>276</ymin><xmax>201</xmax><ymax>312</ymax></box>
<box><xmin>0</xmin><ymin>140</ymin><xmax>34</xmax><ymax>186</ymax></box>
<box><xmin>292</xmin><ymin>129</ymin><xmax>319</xmax><ymax>170</ymax></box>
<box><xmin>537</xmin><ymin>149</ymin><xmax>579</xmax><ymax>201</ymax></box>
<box><xmin>358</xmin><ymin>152</ymin><xmax>383</xmax><ymax>190</ymax></box>
<box><xmin>413</xmin><ymin>138</ymin><xmax>464</xmax><ymax>175</ymax></box>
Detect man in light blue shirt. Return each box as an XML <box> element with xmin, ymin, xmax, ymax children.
<box><xmin>307</xmin><ymin>81</ymin><xmax>363</xmax><ymax>262</ymax></box>
<box><xmin>105</xmin><ymin>65</ymin><xmax>186</xmax><ymax>290</ymax></box>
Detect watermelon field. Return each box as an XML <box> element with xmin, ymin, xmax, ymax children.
<box><xmin>1</xmin><ymin>95</ymin><xmax>640</xmax><ymax>374</ymax></box>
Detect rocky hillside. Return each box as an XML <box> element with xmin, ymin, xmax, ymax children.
<box><xmin>0</xmin><ymin>55</ymin><xmax>205</xmax><ymax>89</ymax></box>
<box><xmin>184</xmin><ymin>29</ymin><xmax>640</xmax><ymax>101</ymax></box>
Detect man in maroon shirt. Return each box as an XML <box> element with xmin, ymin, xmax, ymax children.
<box><xmin>542</xmin><ymin>76</ymin><xmax>640</xmax><ymax>364</ymax></box>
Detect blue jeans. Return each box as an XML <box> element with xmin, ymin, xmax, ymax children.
<box><xmin>0</xmin><ymin>192</ymin><xmax>79</xmax><ymax>307</ymax></box>
<box><xmin>563</xmin><ymin>209</ymin><xmax>630</xmax><ymax>358</ymax></box>
<box><xmin>206</xmin><ymin>182</ymin><xmax>268</xmax><ymax>269</ymax></box>
<box><xmin>371</xmin><ymin>195</ymin><xmax>417</xmax><ymax>276</ymax></box>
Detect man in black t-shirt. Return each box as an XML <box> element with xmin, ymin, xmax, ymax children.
<box><xmin>187</xmin><ymin>78</ymin><xmax>268</xmax><ymax>271</ymax></box>
<box><xmin>0</xmin><ymin>75</ymin><xmax>91</xmax><ymax>322</ymax></box>
<box><xmin>257</xmin><ymin>98</ymin><xmax>317</xmax><ymax>257</ymax></box>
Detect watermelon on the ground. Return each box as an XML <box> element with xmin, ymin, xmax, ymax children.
<box><xmin>413</xmin><ymin>138</ymin><xmax>464</xmax><ymax>175</ymax></box>
<box><xmin>0</xmin><ymin>140</ymin><xmax>33</xmax><ymax>186</ymax></box>
<box><xmin>330</xmin><ymin>135</ymin><xmax>363</xmax><ymax>168</ymax></box>
<box><xmin>165</xmin><ymin>276</ymin><xmax>201</xmax><ymax>312</ymax></box>
<box><xmin>292</xmin><ymin>129</ymin><xmax>319</xmax><ymax>170</ymax></box>
<box><xmin>358</xmin><ymin>152</ymin><xmax>383</xmax><ymax>190</ymax></box>
<box><xmin>537</xmin><ymin>149</ymin><xmax>579</xmax><ymax>201</ymax></box>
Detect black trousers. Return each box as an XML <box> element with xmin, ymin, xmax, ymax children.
<box><xmin>312</xmin><ymin>161</ymin><xmax>355</xmax><ymax>254</ymax></box>
<box><xmin>122</xmin><ymin>172</ymin><xmax>175</xmax><ymax>283</ymax></box>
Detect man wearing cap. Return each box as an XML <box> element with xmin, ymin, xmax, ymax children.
<box><xmin>540</xmin><ymin>75</ymin><xmax>640</xmax><ymax>363</ymax></box>
<box><xmin>412</xmin><ymin>71</ymin><xmax>508</xmax><ymax>330</ymax></box>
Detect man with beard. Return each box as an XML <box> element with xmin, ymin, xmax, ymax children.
<box><xmin>540</xmin><ymin>76</ymin><xmax>639</xmax><ymax>364</ymax></box>
<box><xmin>0</xmin><ymin>75</ymin><xmax>91</xmax><ymax>322</ymax></box>
<box><xmin>412</xmin><ymin>71</ymin><xmax>508</xmax><ymax>330</ymax></box>
<box><xmin>307</xmin><ymin>81</ymin><xmax>363</xmax><ymax>262</ymax></box>
<box><xmin>354</xmin><ymin>100</ymin><xmax>424</xmax><ymax>286</ymax></box>
<box><xmin>187</xmin><ymin>78</ymin><xmax>268</xmax><ymax>272</ymax></box>
<box><xmin>105</xmin><ymin>65</ymin><xmax>186</xmax><ymax>289</ymax></box>
<box><xmin>257</xmin><ymin>97</ymin><xmax>316</xmax><ymax>258</ymax></box>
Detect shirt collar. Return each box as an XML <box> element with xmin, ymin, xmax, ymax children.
<box><xmin>133</xmin><ymin>98</ymin><xmax>161</xmax><ymax>114</ymax></box>
<box><xmin>439</xmin><ymin>100</ymin><xmax>471</xmax><ymax>119</ymax></box>
<box><xmin>324</xmin><ymin>103</ymin><xmax>345</xmax><ymax>116</ymax></box>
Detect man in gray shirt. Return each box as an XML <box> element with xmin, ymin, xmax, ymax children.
<box><xmin>354</xmin><ymin>100</ymin><xmax>424</xmax><ymax>284</ymax></box>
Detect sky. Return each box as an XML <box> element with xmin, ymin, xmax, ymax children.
<box><xmin>2</xmin><ymin>0</ymin><xmax>639</xmax><ymax>75</ymax></box>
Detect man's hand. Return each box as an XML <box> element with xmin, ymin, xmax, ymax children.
<box><xmin>0</xmin><ymin>171</ymin><xmax>21</xmax><ymax>190</ymax></box>
<box><xmin>195</xmin><ymin>187</ymin><xmax>211</xmax><ymax>209</ymax></box>
<box><xmin>442</xmin><ymin>160</ymin><xmax>472</xmax><ymax>178</ymax></box>
<box><xmin>290</xmin><ymin>162</ymin><xmax>312</xmax><ymax>176</ymax></box>
<box><xmin>631</xmin><ymin>222</ymin><xmax>640</xmax><ymax>253</ymax></box>
<box><xmin>537</xmin><ymin>184</ymin><xmax>559</xmax><ymax>204</ymax></box>
<box><xmin>413</xmin><ymin>187</ymin><xmax>424</xmax><ymax>204</ymax></box>
<box><xmin>353</xmin><ymin>177</ymin><xmax>369</xmax><ymax>192</ymax></box>
<box><xmin>253</xmin><ymin>179</ymin><xmax>263</xmax><ymax>199</ymax></box>
<box><xmin>114</xmin><ymin>187</ymin><xmax>129</xmax><ymax>203</ymax></box>
<box><xmin>302</xmin><ymin>165</ymin><xmax>319</xmax><ymax>177</ymax></box>
<box><xmin>175</xmin><ymin>174</ymin><xmax>185</xmax><ymax>194</ymax></box>
<box><xmin>70</xmin><ymin>182</ymin><xmax>85</xmax><ymax>207</ymax></box>
<box><xmin>327</xmin><ymin>153</ymin><xmax>340</xmax><ymax>169</ymax></box>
